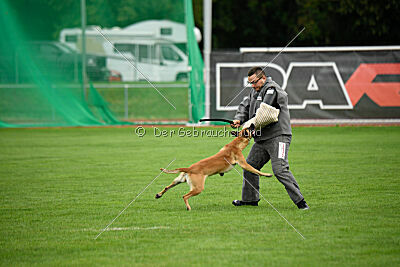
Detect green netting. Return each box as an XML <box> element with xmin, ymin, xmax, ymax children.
<box><xmin>186</xmin><ymin>0</ymin><xmax>205</xmax><ymax>123</ymax></box>
<box><xmin>88</xmin><ymin>83</ymin><xmax>124</xmax><ymax>125</ymax></box>
<box><xmin>0</xmin><ymin>0</ymin><xmax>204</xmax><ymax>127</ymax></box>
<box><xmin>0</xmin><ymin>0</ymin><xmax>99</xmax><ymax>127</ymax></box>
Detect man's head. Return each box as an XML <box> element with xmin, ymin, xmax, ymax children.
<box><xmin>247</xmin><ymin>67</ymin><xmax>266</xmax><ymax>91</ymax></box>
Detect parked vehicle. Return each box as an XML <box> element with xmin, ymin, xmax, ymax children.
<box><xmin>32</xmin><ymin>41</ymin><xmax>109</xmax><ymax>82</ymax></box>
<box><xmin>0</xmin><ymin>41</ymin><xmax>110</xmax><ymax>83</ymax></box>
<box><xmin>59</xmin><ymin>20</ymin><xmax>193</xmax><ymax>82</ymax></box>
<box><xmin>105</xmin><ymin>39</ymin><xmax>188</xmax><ymax>82</ymax></box>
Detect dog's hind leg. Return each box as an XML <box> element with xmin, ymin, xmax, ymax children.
<box><xmin>182</xmin><ymin>174</ymin><xmax>206</xmax><ymax>211</ymax></box>
<box><xmin>155</xmin><ymin>172</ymin><xmax>187</xmax><ymax>199</ymax></box>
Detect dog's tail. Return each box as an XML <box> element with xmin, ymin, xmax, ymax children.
<box><xmin>160</xmin><ymin>168</ymin><xmax>191</xmax><ymax>174</ymax></box>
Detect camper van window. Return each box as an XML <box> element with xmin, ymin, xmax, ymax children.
<box><xmin>114</xmin><ymin>44</ymin><xmax>136</xmax><ymax>57</ymax></box>
<box><xmin>139</xmin><ymin>45</ymin><xmax>150</xmax><ymax>63</ymax></box>
<box><xmin>161</xmin><ymin>45</ymin><xmax>182</xmax><ymax>62</ymax></box>
<box><xmin>160</xmin><ymin>28</ymin><xmax>172</xmax><ymax>35</ymax></box>
<box><xmin>151</xmin><ymin>45</ymin><xmax>157</xmax><ymax>63</ymax></box>
<box><xmin>65</xmin><ymin>35</ymin><xmax>77</xmax><ymax>43</ymax></box>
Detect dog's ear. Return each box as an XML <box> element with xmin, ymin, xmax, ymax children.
<box><xmin>230</xmin><ymin>130</ymin><xmax>238</xmax><ymax>137</ymax></box>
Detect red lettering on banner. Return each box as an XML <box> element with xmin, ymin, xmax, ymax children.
<box><xmin>345</xmin><ymin>63</ymin><xmax>400</xmax><ymax>107</ymax></box>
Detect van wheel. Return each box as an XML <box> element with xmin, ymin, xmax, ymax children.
<box><xmin>176</xmin><ymin>73</ymin><xmax>188</xmax><ymax>82</ymax></box>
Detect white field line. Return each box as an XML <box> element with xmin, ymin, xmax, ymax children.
<box><xmin>83</xmin><ymin>226</ymin><xmax>170</xmax><ymax>232</ymax></box>
<box><xmin>94</xmin><ymin>158</ymin><xmax>176</xmax><ymax>240</ymax></box>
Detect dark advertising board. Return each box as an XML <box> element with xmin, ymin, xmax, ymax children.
<box><xmin>210</xmin><ymin>47</ymin><xmax>400</xmax><ymax>121</ymax></box>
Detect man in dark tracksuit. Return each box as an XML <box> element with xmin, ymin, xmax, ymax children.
<box><xmin>231</xmin><ymin>67</ymin><xmax>309</xmax><ymax>209</ymax></box>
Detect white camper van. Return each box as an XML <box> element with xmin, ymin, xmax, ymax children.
<box><xmin>59</xmin><ymin>20</ymin><xmax>197</xmax><ymax>82</ymax></box>
<box><xmin>104</xmin><ymin>39</ymin><xmax>188</xmax><ymax>82</ymax></box>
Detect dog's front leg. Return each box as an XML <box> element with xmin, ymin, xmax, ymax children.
<box><xmin>237</xmin><ymin>158</ymin><xmax>273</xmax><ymax>177</ymax></box>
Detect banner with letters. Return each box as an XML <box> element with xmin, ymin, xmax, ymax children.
<box><xmin>209</xmin><ymin>48</ymin><xmax>400</xmax><ymax>120</ymax></box>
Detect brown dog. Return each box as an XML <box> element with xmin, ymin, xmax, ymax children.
<box><xmin>155</xmin><ymin>128</ymin><xmax>273</xmax><ymax>210</ymax></box>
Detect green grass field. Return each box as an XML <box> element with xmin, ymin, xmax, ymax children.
<box><xmin>1</xmin><ymin>126</ymin><xmax>399</xmax><ymax>266</ymax></box>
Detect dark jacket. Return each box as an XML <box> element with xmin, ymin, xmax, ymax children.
<box><xmin>234</xmin><ymin>77</ymin><xmax>292</xmax><ymax>142</ymax></box>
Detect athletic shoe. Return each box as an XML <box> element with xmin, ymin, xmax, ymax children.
<box><xmin>297</xmin><ymin>199</ymin><xmax>309</xmax><ymax>210</ymax></box>
<box><xmin>232</xmin><ymin>200</ymin><xmax>259</xmax><ymax>206</ymax></box>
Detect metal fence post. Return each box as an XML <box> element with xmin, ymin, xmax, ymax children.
<box><xmin>81</xmin><ymin>0</ymin><xmax>87</xmax><ymax>101</ymax></box>
<box><xmin>124</xmin><ymin>84</ymin><xmax>128</xmax><ymax>120</ymax></box>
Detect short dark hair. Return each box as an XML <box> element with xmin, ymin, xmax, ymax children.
<box><xmin>247</xmin><ymin>67</ymin><xmax>265</xmax><ymax>78</ymax></box>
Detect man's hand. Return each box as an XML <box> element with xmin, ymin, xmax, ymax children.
<box><xmin>231</xmin><ymin>119</ymin><xmax>241</xmax><ymax>128</ymax></box>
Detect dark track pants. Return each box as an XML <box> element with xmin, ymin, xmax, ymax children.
<box><xmin>241</xmin><ymin>135</ymin><xmax>304</xmax><ymax>204</ymax></box>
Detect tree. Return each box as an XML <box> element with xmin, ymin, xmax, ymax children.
<box><xmin>193</xmin><ymin>0</ymin><xmax>400</xmax><ymax>49</ymax></box>
<box><xmin>7</xmin><ymin>0</ymin><xmax>400</xmax><ymax>47</ymax></box>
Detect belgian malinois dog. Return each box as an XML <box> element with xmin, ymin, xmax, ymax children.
<box><xmin>155</xmin><ymin>128</ymin><xmax>272</xmax><ymax>210</ymax></box>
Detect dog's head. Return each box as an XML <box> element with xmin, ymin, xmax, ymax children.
<box><xmin>230</xmin><ymin>125</ymin><xmax>254</xmax><ymax>140</ymax></box>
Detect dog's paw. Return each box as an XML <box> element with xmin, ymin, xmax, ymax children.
<box><xmin>155</xmin><ymin>193</ymin><xmax>162</xmax><ymax>199</ymax></box>
<box><xmin>261</xmin><ymin>172</ymin><xmax>273</xmax><ymax>177</ymax></box>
